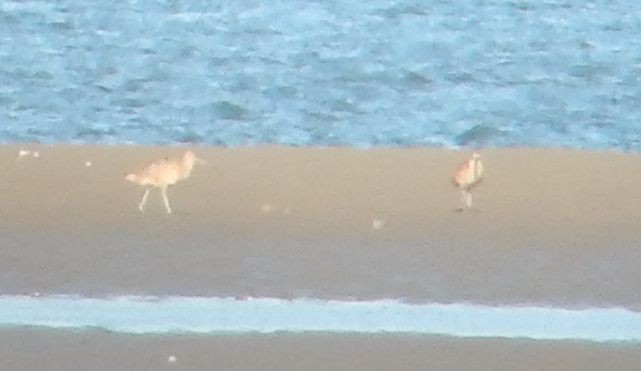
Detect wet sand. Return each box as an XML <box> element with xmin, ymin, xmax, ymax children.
<box><xmin>0</xmin><ymin>145</ymin><xmax>640</xmax><ymax>308</ymax></box>
<box><xmin>1</xmin><ymin>329</ymin><xmax>640</xmax><ymax>371</ymax></box>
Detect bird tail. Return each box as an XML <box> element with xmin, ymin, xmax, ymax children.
<box><xmin>124</xmin><ymin>173</ymin><xmax>137</xmax><ymax>182</ymax></box>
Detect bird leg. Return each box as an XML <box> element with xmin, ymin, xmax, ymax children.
<box><xmin>464</xmin><ymin>190</ymin><xmax>473</xmax><ymax>209</ymax></box>
<box><xmin>460</xmin><ymin>189</ymin><xmax>473</xmax><ymax>210</ymax></box>
<box><xmin>161</xmin><ymin>185</ymin><xmax>172</xmax><ymax>214</ymax></box>
<box><xmin>138</xmin><ymin>189</ymin><xmax>150</xmax><ymax>212</ymax></box>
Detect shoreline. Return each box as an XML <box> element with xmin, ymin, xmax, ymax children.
<box><xmin>1</xmin><ymin>295</ymin><xmax>641</xmax><ymax>342</ymax></box>
<box><xmin>0</xmin><ymin>145</ymin><xmax>640</xmax><ymax>308</ymax></box>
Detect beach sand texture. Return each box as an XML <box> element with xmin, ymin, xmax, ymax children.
<box><xmin>2</xmin><ymin>330</ymin><xmax>641</xmax><ymax>371</ymax></box>
<box><xmin>0</xmin><ymin>145</ymin><xmax>640</xmax><ymax>308</ymax></box>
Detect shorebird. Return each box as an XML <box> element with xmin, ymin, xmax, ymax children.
<box><xmin>125</xmin><ymin>151</ymin><xmax>205</xmax><ymax>214</ymax></box>
<box><xmin>453</xmin><ymin>152</ymin><xmax>483</xmax><ymax>210</ymax></box>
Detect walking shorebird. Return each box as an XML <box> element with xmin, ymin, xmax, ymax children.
<box><xmin>453</xmin><ymin>152</ymin><xmax>483</xmax><ymax>211</ymax></box>
<box><xmin>125</xmin><ymin>151</ymin><xmax>205</xmax><ymax>214</ymax></box>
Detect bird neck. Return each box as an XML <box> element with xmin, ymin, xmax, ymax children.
<box><xmin>180</xmin><ymin>158</ymin><xmax>196</xmax><ymax>178</ymax></box>
<box><xmin>471</xmin><ymin>157</ymin><xmax>481</xmax><ymax>177</ymax></box>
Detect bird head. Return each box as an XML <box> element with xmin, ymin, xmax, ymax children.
<box><xmin>472</xmin><ymin>152</ymin><xmax>481</xmax><ymax>160</ymax></box>
<box><xmin>183</xmin><ymin>151</ymin><xmax>206</xmax><ymax>166</ymax></box>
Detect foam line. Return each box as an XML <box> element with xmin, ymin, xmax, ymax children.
<box><xmin>0</xmin><ymin>295</ymin><xmax>640</xmax><ymax>342</ymax></box>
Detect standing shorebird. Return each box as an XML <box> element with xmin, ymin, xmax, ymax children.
<box><xmin>453</xmin><ymin>152</ymin><xmax>483</xmax><ymax>211</ymax></box>
<box><xmin>125</xmin><ymin>151</ymin><xmax>205</xmax><ymax>214</ymax></box>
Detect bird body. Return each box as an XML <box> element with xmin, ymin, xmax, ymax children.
<box><xmin>125</xmin><ymin>151</ymin><xmax>204</xmax><ymax>214</ymax></box>
<box><xmin>453</xmin><ymin>152</ymin><xmax>483</xmax><ymax>210</ymax></box>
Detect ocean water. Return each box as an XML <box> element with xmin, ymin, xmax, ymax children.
<box><xmin>1</xmin><ymin>0</ymin><xmax>641</xmax><ymax>149</ymax></box>
<box><xmin>2</xmin><ymin>295</ymin><xmax>641</xmax><ymax>342</ymax></box>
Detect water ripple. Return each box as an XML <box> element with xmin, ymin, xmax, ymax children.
<box><xmin>1</xmin><ymin>0</ymin><xmax>640</xmax><ymax>149</ymax></box>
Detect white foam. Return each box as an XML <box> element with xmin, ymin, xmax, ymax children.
<box><xmin>0</xmin><ymin>295</ymin><xmax>640</xmax><ymax>343</ymax></box>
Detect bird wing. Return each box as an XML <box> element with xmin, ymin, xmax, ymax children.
<box><xmin>136</xmin><ymin>158</ymin><xmax>167</xmax><ymax>182</ymax></box>
<box><xmin>452</xmin><ymin>161</ymin><xmax>469</xmax><ymax>187</ymax></box>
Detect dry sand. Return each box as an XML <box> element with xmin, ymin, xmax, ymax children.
<box><xmin>0</xmin><ymin>145</ymin><xmax>640</xmax><ymax>308</ymax></box>
<box><xmin>1</xmin><ymin>329</ymin><xmax>640</xmax><ymax>371</ymax></box>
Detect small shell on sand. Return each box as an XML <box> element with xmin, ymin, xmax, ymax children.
<box><xmin>85</xmin><ymin>161</ymin><xmax>92</xmax><ymax>167</ymax></box>
<box><xmin>372</xmin><ymin>219</ymin><xmax>385</xmax><ymax>230</ymax></box>
<box><xmin>260</xmin><ymin>203</ymin><xmax>273</xmax><ymax>214</ymax></box>
<box><xmin>18</xmin><ymin>150</ymin><xmax>40</xmax><ymax>159</ymax></box>
<box><xmin>168</xmin><ymin>355</ymin><xmax>177</xmax><ymax>363</ymax></box>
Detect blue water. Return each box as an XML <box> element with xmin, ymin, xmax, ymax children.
<box><xmin>1</xmin><ymin>0</ymin><xmax>641</xmax><ymax>149</ymax></box>
<box><xmin>1</xmin><ymin>295</ymin><xmax>640</xmax><ymax>342</ymax></box>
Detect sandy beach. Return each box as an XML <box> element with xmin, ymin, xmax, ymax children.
<box><xmin>0</xmin><ymin>145</ymin><xmax>640</xmax><ymax>308</ymax></box>
<box><xmin>0</xmin><ymin>329</ymin><xmax>640</xmax><ymax>371</ymax></box>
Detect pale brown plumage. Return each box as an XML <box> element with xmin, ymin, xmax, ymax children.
<box><xmin>125</xmin><ymin>151</ymin><xmax>204</xmax><ymax>214</ymax></box>
<box><xmin>453</xmin><ymin>152</ymin><xmax>483</xmax><ymax>210</ymax></box>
